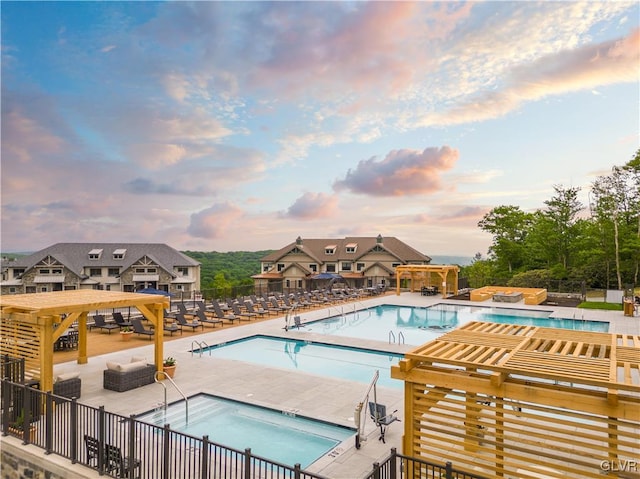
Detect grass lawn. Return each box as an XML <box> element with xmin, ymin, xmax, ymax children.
<box><xmin>578</xmin><ymin>301</ymin><xmax>623</xmax><ymax>311</ymax></box>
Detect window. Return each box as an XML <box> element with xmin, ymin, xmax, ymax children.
<box><xmin>108</xmin><ymin>268</ymin><xmax>119</xmax><ymax>277</ymax></box>
<box><xmin>341</xmin><ymin>262</ymin><xmax>352</xmax><ymax>271</ymax></box>
<box><xmin>176</xmin><ymin>267</ymin><xmax>188</xmax><ymax>276</ymax></box>
<box><xmin>40</xmin><ymin>286</ymin><xmax>48</xmax><ymax>293</ymax></box>
<box><xmin>326</xmin><ymin>264</ymin><xmax>336</xmax><ymax>273</ymax></box>
<box><xmin>88</xmin><ymin>248</ymin><xmax>103</xmax><ymax>260</ymax></box>
<box><xmin>9</xmin><ymin>287</ymin><xmax>16</xmax><ymax>293</ymax></box>
<box><xmin>346</xmin><ymin>243</ymin><xmax>358</xmax><ymax>253</ymax></box>
<box><xmin>113</xmin><ymin>249</ymin><xmax>126</xmax><ymax>259</ymax></box>
<box><xmin>357</xmin><ymin>263</ymin><xmax>365</xmax><ymax>271</ymax></box>
<box><xmin>324</xmin><ymin>244</ymin><xmax>337</xmax><ymax>255</ymax></box>
<box><xmin>176</xmin><ymin>284</ymin><xmax>184</xmax><ymax>291</ymax></box>
<box><xmin>89</xmin><ymin>268</ymin><xmax>101</xmax><ymax>277</ymax></box>
<box><xmin>146</xmin><ymin>268</ymin><xmax>157</xmax><ymax>274</ymax></box>
<box><xmin>51</xmin><ymin>268</ymin><xmax>62</xmax><ymax>274</ymax></box>
<box><xmin>285</xmin><ymin>279</ymin><xmax>290</xmax><ymax>288</ymax></box>
<box><xmin>309</xmin><ymin>264</ymin><xmax>317</xmax><ymax>272</ymax></box>
<box><xmin>297</xmin><ymin>280</ymin><xmax>302</xmax><ymax>288</ymax></box>
<box><xmin>263</xmin><ymin>264</ymin><xmax>270</xmax><ymax>272</ymax></box>
<box><xmin>277</xmin><ymin>263</ymin><xmax>285</xmax><ymax>272</ymax></box>
<box><xmin>13</xmin><ymin>268</ymin><xmax>25</xmax><ymax>278</ymax></box>
<box><xmin>392</xmin><ymin>263</ymin><xmax>401</xmax><ymax>269</ymax></box>
<box><xmin>135</xmin><ymin>268</ymin><xmax>146</xmax><ymax>274</ymax></box>
<box><xmin>39</xmin><ymin>269</ymin><xmax>50</xmax><ymax>275</ymax></box>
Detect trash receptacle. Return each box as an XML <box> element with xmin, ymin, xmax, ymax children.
<box><xmin>623</xmin><ymin>300</ymin><xmax>635</xmax><ymax>317</ymax></box>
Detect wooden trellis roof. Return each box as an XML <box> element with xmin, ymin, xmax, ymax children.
<box><xmin>0</xmin><ymin>289</ymin><xmax>169</xmax><ymax>319</ymax></box>
<box><xmin>403</xmin><ymin>321</ymin><xmax>640</xmax><ymax>393</ymax></box>
<box><xmin>0</xmin><ymin>290</ymin><xmax>169</xmax><ymax>392</ymax></box>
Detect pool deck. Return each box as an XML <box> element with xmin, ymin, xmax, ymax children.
<box><xmin>6</xmin><ymin>293</ymin><xmax>638</xmax><ymax>479</ymax></box>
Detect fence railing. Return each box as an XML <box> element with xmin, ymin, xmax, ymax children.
<box><xmin>1</xmin><ymin>380</ymin><xmax>491</xmax><ymax>479</ymax></box>
<box><xmin>365</xmin><ymin>448</ymin><xmax>490</xmax><ymax>479</ymax></box>
<box><xmin>0</xmin><ymin>379</ymin><xmax>328</xmax><ymax>479</ymax></box>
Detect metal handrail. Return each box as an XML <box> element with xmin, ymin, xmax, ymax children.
<box><xmin>398</xmin><ymin>331</ymin><xmax>405</xmax><ymax>344</ymax></box>
<box><xmin>191</xmin><ymin>340</ymin><xmax>210</xmax><ymax>357</ymax></box>
<box><xmin>154</xmin><ymin>371</ymin><xmax>189</xmax><ymax>423</ymax></box>
<box><xmin>388</xmin><ymin>330</ymin><xmax>395</xmax><ymax>344</ymax></box>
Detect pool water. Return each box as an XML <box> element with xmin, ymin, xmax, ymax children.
<box><xmin>301</xmin><ymin>303</ymin><xmax>609</xmax><ymax>345</ymax></box>
<box><xmin>136</xmin><ymin>393</ymin><xmax>354</xmax><ymax>468</ymax></box>
<box><xmin>201</xmin><ymin>336</ymin><xmax>402</xmax><ymax>389</ymax></box>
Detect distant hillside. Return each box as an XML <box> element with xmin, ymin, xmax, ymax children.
<box><xmin>429</xmin><ymin>255</ymin><xmax>474</xmax><ymax>266</ymax></box>
<box><xmin>183</xmin><ymin>250</ymin><xmax>274</xmax><ymax>287</ymax></box>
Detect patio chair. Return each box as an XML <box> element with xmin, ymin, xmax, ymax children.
<box><xmin>210</xmin><ymin>301</ymin><xmax>237</xmax><ymax>324</ymax></box>
<box><xmin>92</xmin><ymin>315</ymin><xmax>120</xmax><ymax>334</ymax></box>
<box><xmin>368</xmin><ymin>402</ymin><xmax>400</xmax><ymax>444</ymax></box>
<box><xmin>84</xmin><ymin>434</ymin><xmax>101</xmax><ymax>467</ymax></box>
<box><xmin>230</xmin><ymin>302</ymin><xmax>256</xmax><ymax>321</ymax></box>
<box><xmin>269</xmin><ymin>297</ymin><xmax>289</xmax><ymax>313</ymax></box>
<box><xmin>191</xmin><ymin>305</ymin><xmax>223</xmax><ymax>328</ymax></box>
<box><xmin>175</xmin><ymin>313</ymin><xmax>204</xmax><ymax>331</ymax></box>
<box><xmin>105</xmin><ymin>443</ymin><xmax>141</xmax><ymax>479</ymax></box>
<box><xmin>244</xmin><ymin>301</ymin><xmax>268</xmax><ymax>317</ymax></box>
<box><xmin>112</xmin><ymin>312</ymin><xmax>132</xmax><ymax>329</ymax></box>
<box><xmin>131</xmin><ymin>318</ymin><xmax>154</xmax><ymax>339</ymax></box>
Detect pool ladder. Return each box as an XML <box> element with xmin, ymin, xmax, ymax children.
<box><xmin>388</xmin><ymin>330</ymin><xmax>405</xmax><ymax>344</ymax></box>
<box><xmin>154</xmin><ymin>371</ymin><xmax>189</xmax><ymax>424</ymax></box>
<box><xmin>191</xmin><ymin>340</ymin><xmax>211</xmax><ymax>357</ymax></box>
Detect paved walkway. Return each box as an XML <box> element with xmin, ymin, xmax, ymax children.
<box><xmin>37</xmin><ymin>294</ymin><xmax>640</xmax><ymax>478</ymax></box>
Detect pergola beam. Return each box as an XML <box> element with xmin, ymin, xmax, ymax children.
<box><xmin>0</xmin><ymin>290</ymin><xmax>169</xmax><ymax>392</ymax></box>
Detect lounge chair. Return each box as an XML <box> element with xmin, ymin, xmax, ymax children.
<box><xmin>191</xmin><ymin>305</ymin><xmax>223</xmax><ymax>328</ymax></box>
<box><xmin>281</xmin><ymin>295</ymin><xmax>298</xmax><ymax>309</ymax></box>
<box><xmin>230</xmin><ymin>303</ymin><xmax>255</xmax><ymax>321</ymax></box>
<box><xmin>112</xmin><ymin>312</ymin><xmax>132</xmax><ymax>329</ymax></box>
<box><xmin>268</xmin><ymin>297</ymin><xmax>289</xmax><ymax>313</ymax></box>
<box><xmin>210</xmin><ymin>301</ymin><xmax>237</xmax><ymax>324</ymax></box>
<box><xmin>131</xmin><ymin>318</ymin><xmax>154</xmax><ymax>339</ymax></box>
<box><xmin>244</xmin><ymin>301</ymin><xmax>268</xmax><ymax>317</ymax></box>
<box><xmin>368</xmin><ymin>402</ymin><xmax>400</xmax><ymax>444</ymax></box>
<box><xmin>175</xmin><ymin>313</ymin><xmax>204</xmax><ymax>331</ymax></box>
<box><xmin>92</xmin><ymin>315</ymin><xmax>120</xmax><ymax>334</ymax></box>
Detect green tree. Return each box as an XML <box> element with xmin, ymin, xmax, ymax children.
<box><xmin>590</xmin><ymin>159</ymin><xmax>639</xmax><ymax>289</ymax></box>
<box><xmin>478</xmin><ymin>205</ymin><xmax>533</xmax><ymax>273</ymax></box>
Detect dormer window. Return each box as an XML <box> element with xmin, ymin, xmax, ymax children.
<box><xmin>346</xmin><ymin>243</ymin><xmax>358</xmax><ymax>253</ymax></box>
<box><xmin>113</xmin><ymin>248</ymin><xmax>126</xmax><ymax>260</ymax></box>
<box><xmin>325</xmin><ymin>245</ymin><xmax>337</xmax><ymax>255</ymax></box>
<box><xmin>88</xmin><ymin>249</ymin><xmax>103</xmax><ymax>260</ymax></box>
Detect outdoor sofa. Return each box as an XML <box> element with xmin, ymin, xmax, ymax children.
<box><xmin>53</xmin><ymin>372</ymin><xmax>82</xmax><ymax>399</ymax></box>
<box><xmin>103</xmin><ymin>359</ymin><xmax>156</xmax><ymax>392</ymax></box>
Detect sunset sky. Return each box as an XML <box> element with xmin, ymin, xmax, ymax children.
<box><xmin>2</xmin><ymin>1</ymin><xmax>638</xmax><ymax>256</ymax></box>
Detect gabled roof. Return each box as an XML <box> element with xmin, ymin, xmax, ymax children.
<box><xmin>9</xmin><ymin>243</ymin><xmax>199</xmax><ymax>277</ymax></box>
<box><xmin>362</xmin><ymin>261</ymin><xmax>395</xmax><ymax>276</ymax></box>
<box><xmin>261</xmin><ymin>236</ymin><xmax>431</xmax><ymax>264</ymax></box>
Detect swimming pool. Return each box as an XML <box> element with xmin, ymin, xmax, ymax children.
<box><xmin>200</xmin><ymin>336</ymin><xmax>402</xmax><ymax>389</ymax></box>
<box><xmin>300</xmin><ymin>303</ymin><xmax>609</xmax><ymax>345</ymax></box>
<box><xmin>136</xmin><ymin>393</ymin><xmax>354</xmax><ymax>468</ymax></box>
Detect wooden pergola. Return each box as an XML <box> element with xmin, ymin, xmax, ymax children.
<box><xmin>391</xmin><ymin>321</ymin><xmax>640</xmax><ymax>479</ymax></box>
<box><xmin>395</xmin><ymin>264</ymin><xmax>459</xmax><ymax>298</ymax></box>
<box><xmin>0</xmin><ymin>290</ymin><xmax>169</xmax><ymax>393</ymax></box>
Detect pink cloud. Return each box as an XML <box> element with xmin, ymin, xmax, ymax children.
<box><xmin>187</xmin><ymin>202</ymin><xmax>244</xmax><ymax>238</ymax></box>
<box><xmin>422</xmin><ymin>29</ymin><xmax>640</xmax><ymax>126</ymax></box>
<box><xmin>333</xmin><ymin>146</ymin><xmax>459</xmax><ymax>197</ymax></box>
<box><xmin>283</xmin><ymin>192</ymin><xmax>338</xmax><ymax>219</ymax></box>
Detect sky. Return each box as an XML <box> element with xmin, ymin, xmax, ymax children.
<box><xmin>1</xmin><ymin>1</ymin><xmax>639</xmax><ymax>257</ymax></box>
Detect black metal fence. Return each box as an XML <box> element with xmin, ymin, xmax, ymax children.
<box><xmin>0</xmin><ymin>379</ymin><xmax>328</xmax><ymax>479</ymax></box>
<box><xmin>365</xmin><ymin>448</ymin><xmax>489</xmax><ymax>479</ymax></box>
<box><xmin>1</xmin><ymin>379</ymin><xmax>492</xmax><ymax>479</ymax></box>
